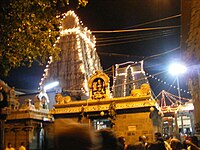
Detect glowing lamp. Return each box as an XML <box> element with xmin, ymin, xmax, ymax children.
<box><xmin>100</xmin><ymin>111</ymin><xmax>104</xmax><ymax>116</ymax></box>
<box><xmin>150</xmin><ymin>107</ymin><xmax>154</xmax><ymax>112</ymax></box>
<box><xmin>168</xmin><ymin>63</ymin><xmax>187</xmax><ymax>76</ymax></box>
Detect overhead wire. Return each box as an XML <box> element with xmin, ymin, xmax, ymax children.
<box><xmin>15</xmin><ymin>88</ymin><xmax>38</xmax><ymax>94</ymax></box>
<box><xmin>143</xmin><ymin>47</ymin><xmax>180</xmax><ymax>61</ymax></box>
<box><xmin>96</xmin><ymin>28</ymin><xmax>177</xmax><ymax>40</ymax></box>
<box><xmin>97</xmin><ymin>32</ymin><xmax>178</xmax><ymax>47</ymax></box>
<box><xmin>144</xmin><ymin>62</ymin><xmax>164</xmax><ymax>70</ymax></box>
<box><xmin>124</xmin><ymin>14</ymin><xmax>181</xmax><ymax>29</ymax></box>
<box><xmin>96</xmin><ymin>29</ymin><xmax>177</xmax><ymax>43</ymax></box>
<box><xmin>92</xmin><ymin>25</ymin><xmax>180</xmax><ymax>34</ymax></box>
<box><xmin>102</xmin><ymin>46</ymin><xmax>180</xmax><ymax>72</ymax></box>
<box><xmin>98</xmin><ymin>52</ymin><xmax>144</xmax><ymax>59</ymax></box>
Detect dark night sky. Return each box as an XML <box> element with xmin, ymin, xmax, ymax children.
<box><xmin>2</xmin><ymin>0</ymin><xmax>191</xmax><ymax>99</ymax></box>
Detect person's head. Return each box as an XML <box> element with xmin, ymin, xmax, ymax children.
<box><xmin>118</xmin><ymin>136</ymin><xmax>126</xmax><ymax>147</ymax></box>
<box><xmin>139</xmin><ymin>135</ymin><xmax>147</xmax><ymax>144</ymax></box>
<box><xmin>190</xmin><ymin>136</ymin><xmax>199</xmax><ymax>146</ymax></box>
<box><xmin>21</xmin><ymin>142</ymin><xmax>25</xmax><ymax>146</ymax></box>
<box><xmin>170</xmin><ymin>138</ymin><xmax>182</xmax><ymax>150</ymax></box>
<box><xmin>154</xmin><ymin>132</ymin><xmax>163</xmax><ymax>142</ymax></box>
<box><xmin>148</xmin><ymin>142</ymin><xmax>166</xmax><ymax>150</ymax></box>
<box><xmin>7</xmin><ymin>143</ymin><xmax>12</xmax><ymax>148</ymax></box>
<box><xmin>133</xmin><ymin>142</ymin><xmax>145</xmax><ymax>150</ymax></box>
<box><xmin>55</xmin><ymin>119</ymin><xmax>99</xmax><ymax>150</ymax></box>
<box><xmin>97</xmin><ymin>128</ymin><xmax>120</xmax><ymax>150</ymax></box>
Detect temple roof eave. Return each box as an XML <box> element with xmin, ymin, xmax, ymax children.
<box><xmin>53</xmin><ymin>96</ymin><xmax>153</xmax><ymax>108</ymax></box>
<box><xmin>6</xmin><ymin>109</ymin><xmax>53</xmax><ymax>121</ymax></box>
<box><xmin>51</xmin><ymin>97</ymin><xmax>156</xmax><ymax>115</ymax></box>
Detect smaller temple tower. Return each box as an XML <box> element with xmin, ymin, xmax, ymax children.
<box><xmin>112</xmin><ymin>61</ymin><xmax>149</xmax><ymax>97</ymax></box>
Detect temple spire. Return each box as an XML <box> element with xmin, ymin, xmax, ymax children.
<box><xmin>40</xmin><ymin>10</ymin><xmax>102</xmax><ymax>99</ymax></box>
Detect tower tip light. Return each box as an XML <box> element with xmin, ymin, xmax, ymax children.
<box><xmin>44</xmin><ymin>81</ymin><xmax>59</xmax><ymax>91</ymax></box>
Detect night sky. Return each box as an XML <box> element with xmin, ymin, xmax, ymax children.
<box><xmin>2</xmin><ymin>0</ymin><xmax>191</xmax><ymax>99</ymax></box>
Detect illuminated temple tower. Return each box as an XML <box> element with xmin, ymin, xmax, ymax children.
<box><xmin>40</xmin><ymin>11</ymin><xmax>102</xmax><ymax>98</ymax></box>
<box><xmin>113</xmin><ymin>61</ymin><xmax>149</xmax><ymax>97</ymax></box>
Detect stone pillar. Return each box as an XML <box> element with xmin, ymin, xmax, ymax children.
<box><xmin>0</xmin><ymin>120</ymin><xmax>5</xmax><ymax>150</ymax></box>
<box><xmin>11</xmin><ymin>127</ymin><xmax>20</xmax><ymax>149</ymax></box>
<box><xmin>168</xmin><ymin>118</ymin><xmax>173</xmax><ymax>136</ymax></box>
<box><xmin>22</xmin><ymin>126</ymin><xmax>33</xmax><ymax>150</ymax></box>
<box><xmin>174</xmin><ymin>113</ymin><xmax>180</xmax><ymax>139</ymax></box>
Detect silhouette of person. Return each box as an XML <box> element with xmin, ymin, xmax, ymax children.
<box><xmin>19</xmin><ymin>142</ymin><xmax>26</xmax><ymax>150</ymax></box>
<box><xmin>5</xmin><ymin>143</ymin><xmax>15</xmax><ymax>150</ymax></box>
<box><xmin>97</xmin><ymin>128</ymin><xmax>121</xmax><ymax>150</ymax></box>
<box><xmin>54</xmin><ymin>119</ymin><xmax>100</xmax><ymax>150</ymax></box>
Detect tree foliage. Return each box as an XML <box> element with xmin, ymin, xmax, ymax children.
<box><xmin>0</xmin><ymin>0</ymin><xmax>88</xmax><ymax>76</ymax></box>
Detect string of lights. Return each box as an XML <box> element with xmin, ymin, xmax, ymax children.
<box><xmin>166</xmin><ymin>77</ymin><xmax>177</xmax><ymax>92</ymax></box>
<box><xmin>146</xmin><ymin>72</ymin><xmax>190</xmax><ymax>94</ymax></box>
<box><xmin>165</xmin><ymin>92</ymin><xmax>176</xmax><ymax>104</ymax></box>
<box><xmin>159</xmin><ymin>90</ymin><xmax>191</xmax><ymax>109</ymax></box>
<box><xmin>39</xmin><ymin>10</ymin><xmax>102</xmax><ymax>95</ymax></box>
<box><xmin>164</xmin><ymin>90</ymin><xmax>191</xmax><ymax>101</ymax></box>
<box><xmin>152</xmin><ymin>71</ymin><xmax>170</xmax><ymax>91</ymax></box>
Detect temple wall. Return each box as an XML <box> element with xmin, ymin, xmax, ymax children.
<box><xmin>114</xmin><ymin>112</ymin><xmax>154</xmax><ymax>145</ymax></box>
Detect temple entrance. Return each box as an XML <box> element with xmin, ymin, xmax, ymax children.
<box><xmin>92</xmin><ymin>119</ymin><xmax>111</xmax><ymax>130</ymax></box>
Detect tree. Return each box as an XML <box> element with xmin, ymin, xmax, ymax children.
<box><xmin>0</xmin><ymin>0</ymin><xmax>88</xmax><ymax>76</ymax></box>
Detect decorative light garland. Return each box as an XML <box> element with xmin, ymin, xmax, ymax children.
<box><xmin>146</xmin><ymin>72</ymin><xmax>190</xmax><ymax>94</ymax></box>
<box><xmin>39</xmin><ymin>10</ymin><xmax>102</xmax><ymax>94</ymax></box>
<box><xmin>158</xmin><ymin>90</ymin><xmax>192</xmax><ymax>113</ymax></box>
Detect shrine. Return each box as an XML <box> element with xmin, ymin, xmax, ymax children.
<box><xmin>52</xmin><ymin>70</ymin><xmax>160</xmax><ymax>144</ymax></box>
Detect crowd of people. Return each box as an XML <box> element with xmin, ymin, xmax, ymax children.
<box><xmin>54</xmin><ymin>119</ymin><xmax>200</xmax><ymax>150</ymax></box>
<box><xmin>5</xmin><ymin>142</ymin><xmax>26</xmax><ymax>150</ymax></box>
<box><xmin>125</xmin><ymin>132</ymin><xmax>200</xmax><ymax>150</ymax></box>
<box><xmin>5</xmin><ymin>120</ymin><xmax>200</xmax><ymax>150</ymax></box>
